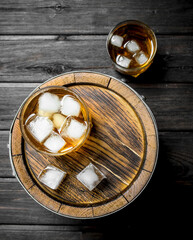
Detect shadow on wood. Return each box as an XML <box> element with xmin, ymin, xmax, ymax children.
<box><xmin>114</xmin><ymin>53</ymin><xmax>167</xmax><ymax>84</ymax></box>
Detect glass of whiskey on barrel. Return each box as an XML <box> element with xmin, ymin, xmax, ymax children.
<box><xmin>106</xmin><ymin>20</ymin><xmax>157</xmax><ymax>77</ymax></box>
<box><xmin>20</xmin><ymin>86</ymin><xmax>91</xmax><ymax>156</ymax></box>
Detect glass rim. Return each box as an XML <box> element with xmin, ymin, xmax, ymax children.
<box><xmin>106</xmin><ymin>20</ymin><xmax>157</xmax><ymax>73</ymax></box>
<box><xmin>19</xmin><ymin>85</ymin><xmax>91</xmax><ymax>156</ymax></box>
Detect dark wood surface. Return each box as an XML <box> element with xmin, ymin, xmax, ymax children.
<box><xmin>0</xmin><ymin>0</ymin><xmax>193</xmax><ymax>238</ymax></box>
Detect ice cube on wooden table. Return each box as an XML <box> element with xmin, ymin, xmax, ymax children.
<box><xmin>38</xmin><ymin>165</ymin><xmax>67</xmax><ymax>190</ymax></box>
<box><xmin>76</xmin><ymin>163</ymin><xmax>106</xmax><ymax>191</ymax></box>
<box><xmin>27</xmin><ymin>116</ymin><xmax>53</xmax><ymax>142</ymax></box>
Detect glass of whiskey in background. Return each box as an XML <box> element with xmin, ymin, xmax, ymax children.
<box><xmin>106</xmin><ymin>20</ymin><xmax>157</xmax><ymax>77</ymax></box>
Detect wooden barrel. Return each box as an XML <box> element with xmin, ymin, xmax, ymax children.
<box><xmin>9</xmin><ymin>71</ymin><xmax>158</xmax><ymax>219</ymax></box>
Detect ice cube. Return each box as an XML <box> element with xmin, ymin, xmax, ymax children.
<box><xmin>135</xmin><ymin>51</ymin><xmax>148</xmax><ymax>65</ymax></box>
<box><xmin>38</xmin><ymin>165</ymin><xmax>66</xmax><ymax>190</ymax></box>
<box><xmin>52</xmin><ymin>113</ymin><xmax>66</xmax><ymax>130</ymax></box>
<box><xmin>116</xmin><ymin>55</ymin><xmax>131</xmax><ymax>68</ymax></box>
<box><xmin>39</xmin><ymin>92</ymin><xmax>60</xmax><ymax>113</ymax></box>
<box><xmin>110</xmin><ymin>35</ymin><xmax>123</xmax><ymax>47</ymax></box>
<box><xmin>27</xmin><ymin>116</ymin><xmax>53</xmax><ymax>142</ymax></box>
<box><xmin>76</xmin><ymin>163</ymin><xmax>106</xmax><ymax>191</ymax></box>
<box><xmin>125</xmin><ymin>40</ymin><xmax>140</xmax><ymax>53</ymax></box>
<box><xmin>44</xmin><ymin>132</ymin><xmax>66</xmax><ymax>153</ymax></box>
<box><xmin>61</xmin><ymin>118</ymin><xmax>87</xmax><ymax>140</ymax></box>
<box><xmin>61</xmin><ymin>95</ymin><xmax>81</xmax><ymax>117</ymax></box>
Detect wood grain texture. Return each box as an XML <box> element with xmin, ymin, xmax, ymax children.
<box><xmin>3</xmin><ymin>131</ymin><xmax>193</xmax><ymax>182</ymax></box>
<box><xmin>24</xmin><ymin>84</ymin><xmax>145</xmax><ymax>206</ymax></box>
<box><xmin>59</xmin><ymin>204</ymin><xmax>93</xmax><ymax>218</ymax></box>
<box><xmin>0</xmin><ymin>35</ymin><xmax>193</xmax><ymax>83</ymax></box>
<box><xmin>123</xmin><ymin>170</ymin><xmax>151</xmax><ymax>202</ymax></box>
<box><xmin>109</xmin><ymin>78</ymin><xmax>158</xmax><ymax>173</ymax></box>
<box><xmin>0</xmin><ymin>225</ymin><xmax>103</xmax><ymax>240</ymax></box>
<box><xmin>0</xmin><ymin>131</ymin><xmax>10</xmax><ymax>177</ymax></box>
<box><xmin>93</xmin><ymin>196</ymin><xmax>128</xmax><ymax>217</ymax></box>
<box><xmin>10</xmin><ymin>72</ymin><xmax>157</xmax><ymax>218</ymax></box>
<box><xmin>12</xmin><ymin>155</ymin><xmax>34</xmax><ymax>190</ymax></box>
<box><xmin>28</xmin><ymin>185</ymin><xmax>61</xmax><ymax>212</ymax></box>
<box><xmin>0</xmin><ymin>0</ymin><xmax>192</xmax><ymax>34</ymax></box>
<box><xmin>0</xmin><ymin>83</ymin><xmax>39</xmax><ymax>130</ymax></box>
<box><xmin>11</xmin><ymin>119</ymin><xmax>22</xmax><ymax>156</ymax></box>
<box><xmin>74</xmin><ymin>72</ymin><xmax>110</xmax><ymax>86</ymax></box>
<box><xmin>0</xmin><ymin>231</ymin><xmax>82</xmax><ymax>240</ymax></box>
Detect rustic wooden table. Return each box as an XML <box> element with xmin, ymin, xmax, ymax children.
<box><xmin>0</xmin><ymin>0</ymin><xmax>193</xmax><ymax>239</ymax></box>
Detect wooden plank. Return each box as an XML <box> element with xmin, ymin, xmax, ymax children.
<box><xmin>0</xmin><ymin>225</ymin><xmax>104</xmax><ymax>240</ymax></box>
<box><xmin>0</xmin><ymin>131</ymin><xmax>11</xmax><ymax>177</ymax></box>
<box><xmin>0</xmin><ymin>225</ymin><xmax>98</xmax><ymax>231</ymax></box>
<box><xmin>131</xmin><ymin>83</ymin><xmax>193</xmax><ymax>131</ymax></box>
<box><xmin>0</xmin><ymin>229</ymin><xmax>82</xmax><ymax>240</ymax></box>
<box><xmin>0</xmin><ymin>35</ymin><xmax>193</xmax><ymax>83</ymax></box>
<box><xmin>0</xmin><ymin>0</ymin><xmax>192</xmax><ymax>34</ymax></box>
<box><xmin>0</xmin><ymin>83</ymin><xmax>39</xmax><ymax>130</ymax></box>
<box><xmin>0</xmin><ymin>232</ymin><xmax>81</xmax><ymax>240</ymax></box>
<box><xmin>0</xmin><ymin>83</ymin><xmax>193</xmax><ymax>130</ymax></box>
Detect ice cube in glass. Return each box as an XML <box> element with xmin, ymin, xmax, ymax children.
<box><xmin>61</xmin><ymin>117</ymin><xmax>87</xmax><ymax>140</ymax></box>
<box><xmin>39</xmin><ymin>92</ymin><xmax>61</xmax><ymax>113</ymax></box>
<box><xmin>44</xmin><ymin>132</ymin><xmax>66</xmax><ymax>153</ymax></box>
<box><xmin>61</xmin><ymin>95</ymin><xmax>81</xmax><ymax>117</ymax></box>
<box><xmin>135</xmin><ymin>51</ymin><xmax>148</xmax><ymax>65</ymax></box>
<box><xmin>110</xmin><ymin>35</ymin><xmax>123</xmax><ymax>47</ymax></box>
<box><xmin>76</xmin><ymin>163</ymin><xmax>106</xmax><ymax>191</ymax></box>
<box><xmin>38</xmin><ymin>165</ymin><xmax>66</xmax><ymax>190</ymax></box>
<box><xmin>27</xmin><ymin>116</ymin><xmax>53</xmax><ymax>143</ymax></box>
<box><xmin>116</xmin><ymin>55</ymin><xmax>131</xmax><ymax>68</ymax></box>
<box><xmin>125</xmin><ymin>40</ymin><xmax>140</xmax><ymax>53</ymax></box>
